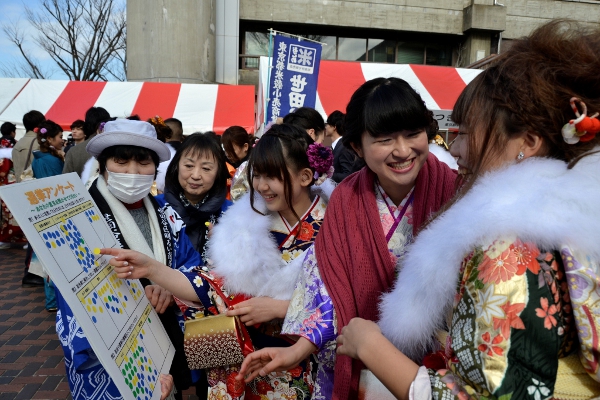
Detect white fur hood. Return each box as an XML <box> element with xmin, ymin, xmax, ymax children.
<box><xmin>207</xmin><ymin>179</ymin><xmax>335</xmax><ymax>300</ymax></box>
<box><xmin>379</xmin><ymin>149</ymin><xmax>600</xmax><ymax>361</ymax></box>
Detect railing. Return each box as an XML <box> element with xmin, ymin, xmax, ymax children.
<box><xmin>239</xmin><ymin>54</ymin><xmax>261</xmax><ymax>70</ymax></box>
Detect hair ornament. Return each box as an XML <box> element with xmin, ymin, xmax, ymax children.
<box><xmin>562</xmin><ymin>97</ymin><xmax>600</xmax><ymax>144</ymax></box>
<box><xmin>252</xmin><ymin>138</ymin><xmax>259</xmax><ymax>148</ymax></box>
<box><xmin>40</xmin><ymin>138</ymin><xmax>46</xmax><ymax>142</ymax></box>
<box><xmin>33</xmin><ymin>127</ymin><xmax>39</xmax><ymax>133</ymax></box>
<box><xmin>306</xmin><ymin>142</ymin><xmax>334</xmax><ymax>185</ymax></box>
<box><xmin>150</xmin><ymin>115</ymin><xmax>165</xmax><ymax>126</ymax></box>
<box><xmin>40</xmin><ymin>128</ymin><xmax>47</xmax><ymax>134</ymax></box>
<box><xmin>99</xmin><ymin>122</ymin><xmax>107</xmax><ymax>133</ymax></box>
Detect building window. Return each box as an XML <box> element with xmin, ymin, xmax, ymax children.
<box><xmin>368</xmin><ymin>39</ymin><xmax>395</xmax><ymax>63</ymax></box>
<box><xmin>396</xmin><ymin>42</ymin><xmax>425</xmax><ymax>64</ymax></box>
<box><xmin>320</xmin><ymin>36</ymin><xmax>337</xmax><ymax>60</ymax></box>
<box><xmin>338</xmin><ymin>37</ymin><xmax>367</xmax><ymax>61</ymax></box>
<box><xmin>241</xmin><ymin>30</ymin><xmax>455</xmax><ymax>68</ymax></box>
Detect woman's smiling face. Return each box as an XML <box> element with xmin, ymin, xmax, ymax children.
<box><xmin>354</xmin><ymin>129</ymin><xmax>429</xmax><ymax>204</ymax></box>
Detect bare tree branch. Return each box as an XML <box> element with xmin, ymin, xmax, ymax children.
<box><xmin>2</xmin><ymin>0</ymin><xmax>126</xmax><ymax>81</ymax></box>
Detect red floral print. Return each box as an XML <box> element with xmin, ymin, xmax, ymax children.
<box><xmin>535</xmin><ymin>297</ymin><xmax>558</xmax><ymax>329</ymax></box>
<box><xmin>478</xmin><ymin>332</ymin><xmax>504</xmax><ymax>356</ymax></box>
<box><xmin>512</xmin><ymin>240</ymin><xmax>541</xmax><ymax>275</ymax></box>
<box><xmin>478</xmin><ymin>248</ymin><xmax>519</xmax><ymax>284</ymax></box>
<box><xmin>492</xmin><ymin>302</ymin><xmax>525</xmax><ymax>338</ymax></box>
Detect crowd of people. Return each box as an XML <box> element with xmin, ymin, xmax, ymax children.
<box><xmin>0</xmin><ymin>19</ymin><xmax>599</xmax><ymax>400</ymax></box>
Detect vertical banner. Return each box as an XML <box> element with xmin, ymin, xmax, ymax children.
<box><xmin>267</xmin><ymin>34</ymin><xmax>322</xmax><ymax>123</ymax></box>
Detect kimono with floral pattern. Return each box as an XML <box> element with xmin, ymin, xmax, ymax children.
<box><xmin>421</xmin><ymin>237</ymin><xmax>600</xmax><ymax>399</ymax></box>
<box><xmin>281</xmin><ymin>183</ymin><xmax>414</xmax><ymax>399</ymax></box>
<box><xmin>181</xmin><ymin>195</ymin><xmax>328</xmax><ymax>400</ymax></box>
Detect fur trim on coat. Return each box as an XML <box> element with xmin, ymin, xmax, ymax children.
<box><xmin>208</xmin><ymin>180</ymin><xmax>335</xmax><ymax>300</ymax></box>
<box><xmin>378</xmin><ymin>150</ymin><xmax>600</xmax><ymax>361</ymax></box>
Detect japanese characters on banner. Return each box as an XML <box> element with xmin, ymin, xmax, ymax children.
<box><xmin>266</xmin><ymin>34</ymin><xmax>322</xmax><ymax>123</ymax></box>
<box><xmin>0</xmin><ymin>174</ymin><xmax>174</xmax><ymax>400</ymax></box>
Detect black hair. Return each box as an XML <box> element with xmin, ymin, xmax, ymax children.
<box><xmin>83</xmin><ymin>107</ymin><xmax>111</xmax><ymax>139</ymax></box>
<box><xmin>23</xmin><ymin>110</ymin><xmax>45</xmax><ymax>132</ymax></box>
<box><xmin>36</xmin><ymin>120</ymin><xmax>64</xmax><ymax>161</ymax></box>
<box><xmin>70</xmin><ymin>119</ymin><xmax>84</xmax><ymax>130</ymax></box>
<box><xmin>326</xmin><ymin>110</ymin><xmax>345</xmax><ymax>136</ymax></box>
<box><xmin>248</xmin><ymin>123</ymin><xmax>314</xmax><ymax>225</ymax></box>
<box><xmin>164</xmin><ymin>133</ymin><xmax>229</xmax><ymax>200</ymax></box>
<box><xmin>164</xmin><ymin>118</ymin><xmax>183</xmax><ymax>141</ymax></box>
<box><xmin>97</xmin><ymin>145</ymin><xmax>160</xmax><ymax>177</ymax></box>
<box><xmin>1</xmin><ymin>122</ymin><xmax>16</xmax><ymax>137</ymax></box>
<box><xmin>342</xmin><ymin>78</ymin><xmax>436</xmax><ymax>151</ymax></box>
<box><xmin>283</xmin><ymin>107</ymin><xmax>325</xmax><ymax>140</ymax></box>
<box><xmin>222</xmin><ymin>125</ymin><xmax>256</xmax><ymax>167</ymax></box>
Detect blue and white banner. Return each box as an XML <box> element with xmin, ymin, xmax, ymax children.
<box><xmin>267</xmin><ymin>34</ymin><xmax>322</xmax><ymax>123</ymax></box>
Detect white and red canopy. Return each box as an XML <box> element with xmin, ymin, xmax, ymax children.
<box><xmin>0</xmin><ymin>78</ymin><xmax>256</xmax><ymax>137</ymax></box>
<box><xmin>257</xmin><ymin>57</ymin><xmax>483</xmax><ymax>131</ymax></box>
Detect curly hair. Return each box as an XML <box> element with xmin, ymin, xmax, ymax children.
<box><xmin>453</xmin><ymin>19</ymin><xmax>600</xmax><ymax>179</ymax></box>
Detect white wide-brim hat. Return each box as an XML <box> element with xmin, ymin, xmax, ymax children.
<box><xmin>86</xmin><ymin>119</ymin><xmax>171</xmax><ymax>162</ymax></box>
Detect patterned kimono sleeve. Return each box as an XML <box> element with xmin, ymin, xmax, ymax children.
<box><xmin>426</xmin><ymin>240</ymin><xmax>576</xmax><ymax>400</ymax></box>
<box><xmin>281</xmin><ymin>246</ymin><xmax>337</xmax><ymax>349</ymax></box>
<box><xmin>178</xmin><ymin>269</ymin><xmax>224</xmax><ymax>320</ymax></box>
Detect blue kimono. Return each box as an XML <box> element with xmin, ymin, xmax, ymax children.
<box><xmin>56</xmin><ymin>180</ymin><xmax>202</xmax><ymax>400</ymax></box>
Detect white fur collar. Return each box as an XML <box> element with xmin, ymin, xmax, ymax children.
<box><xmin>208</xmin><ymin>180</ymin><xmax>335</xmax><ymax>300</ymax></box>
<box><xmin>379</xmin><ymin>150</ymin><xmax>600</xmax><ymax>361</ymax></box>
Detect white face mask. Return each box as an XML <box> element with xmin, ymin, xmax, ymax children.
<box><xmin>106</xmin><ymin>171</ymin><xmax>154</xmax><ymax>204</ymax></box>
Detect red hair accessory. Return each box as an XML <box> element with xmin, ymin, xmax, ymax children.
<box><xmin>561</xmin><ymin>97</ymin><xmax>600</xmax><ymax>144</ymax></box>
<box><xmin>33</xmin><ymin>127</ymin><xmax>39</xmax><ymax>133</ymax></box>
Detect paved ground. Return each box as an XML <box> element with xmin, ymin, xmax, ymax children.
<box><xmin>0</xmin><ymin>248</ymin><xmax>199</xmax><ymax>400</ymax></box>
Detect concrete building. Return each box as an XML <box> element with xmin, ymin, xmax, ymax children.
<box><xmin>126</xmin><ymin>0</ymin><xmax>600</xmax><ymax>86</ymax></box>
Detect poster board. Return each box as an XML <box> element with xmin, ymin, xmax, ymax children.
<box><xmin>0</xmin><ymin>173</ymin><xmax>174</xmax><ymax>400</ymax></box>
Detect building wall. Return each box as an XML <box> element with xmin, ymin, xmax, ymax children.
<box><xmin>126</xmin><ymin>0</ymin><xmax>600</xmax><ymax>84</ymax></box>
<box><xmin>127</xmin><ymin>0</ymin><xmax>216</xmax><ymax>83</ymax></box>
<box><xmin>240</xmin><ymin>0</ymin><xmax>467</xmax><ymax>35</ymax></box>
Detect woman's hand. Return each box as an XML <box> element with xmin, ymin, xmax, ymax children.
<box><xmin>226</xmin><ymin>297</ymin><xmax>289</xmax><ymax>325</ymax></box>
<box><xmin>158</xmin><ymin>374</ymin><xmax>174</xmax><ymax>400</ymax></box>
<box><xmin>237</xmin><ymin>337</ymin><xmax>316</xmax><ymax>382</ymax></box>
<box><xmin>336</xmin><ymin>317</ymin><xmax>382</xmax><ymax>360</ymax></box>
<box><xmin>145</xmin><ymin>285</ymin><xmax>174</xmax><ymax>314</ymax></box>
<box><xmin>101</xmin><ymin>248</ymin><xmax>158</xmax><ymax>280</ymax></box>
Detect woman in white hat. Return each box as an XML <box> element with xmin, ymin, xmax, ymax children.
<box><xmin>54</xmin><ymin>119</ymin><xmax>202</xmax><ymax>400</ymax></box>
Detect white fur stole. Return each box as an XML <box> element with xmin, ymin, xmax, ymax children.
<box><xmin>208</xmin><ymin>180</ymin><xmax>336</xmax><ymax>300</ymax></box>
<box><xmin>378</xmin><ymin>150</ymin><xmax>600</xmax><ymax>361</ymax></box>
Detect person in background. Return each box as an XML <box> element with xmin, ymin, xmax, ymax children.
<box><xmin>63</xmin><ymin>107</ymin><xmax>110</xmax><ymax>177</ymax></box>
<box><xmin>158</xmin><ymin>133</ymin><xmax>231</xmax><ymax>260</ymax></box>
<box><xmin>55</xmin><ymin>119</ymin><xmax>196</xmax><ymax>399</ymax></box>
<box><xmin>221</xmin><ymin>125</ymin><xmax>254</xmax><ymax>169</ymax></box>
<box><xmin>13</xmin><ymin>111</ymin><xmax>46</xmax><ymax>286</ymax></box>
<box><xmin>13</xmin><ymin>110</ymin><xmax>44</xmax><ymax>183</ymax></box>
<box><xmin>148</xmin><ymin>116</ymin><xmax>174</xmax><ymax>193</ymax></box>
<box><xmin>64</xmin><ymin>119</ymin><xmax>85</xmax><ymax>154</ymax></box>
<box><xmin>30</xmin><ymin>120</ymin><xmax>65</xmax><ymax>312</ymax></box>
<box><xmin>336</xmin><ymin>20</ymin><xmax>600</xmax><ymax>400</ymax></box>
<box><xmin>222</xmin><ymin>125</ymin><xmax>256</xmax><ymax>201</ymax></box>
<box><xmin>326</xmin><ymin>110</ymin><xmax>364</xmax><ymax>182</ymax></box>
<box><xmin>0</xmin><ymin>122</ymin><xmax>25</xmax><ymax>249</ymax></box>
<box><xmin>164</xmin><ymin>117</ymin><xmax>184</xmax><ymax>152</ymax></box>
<box><xmin>237</xmin><ymin>78</ymin><xmax>457</xmax><ymax>400</ymax></box>
<box><xmin>284</xmin><ymin>107</ymin><xmax>326</xmax><ymax>144</ymax></box>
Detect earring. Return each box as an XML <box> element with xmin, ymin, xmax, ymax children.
<box><xmin>517</xmin><ymin>151</ymin><xmax>524</xmax><ymax>160</ymax></box>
